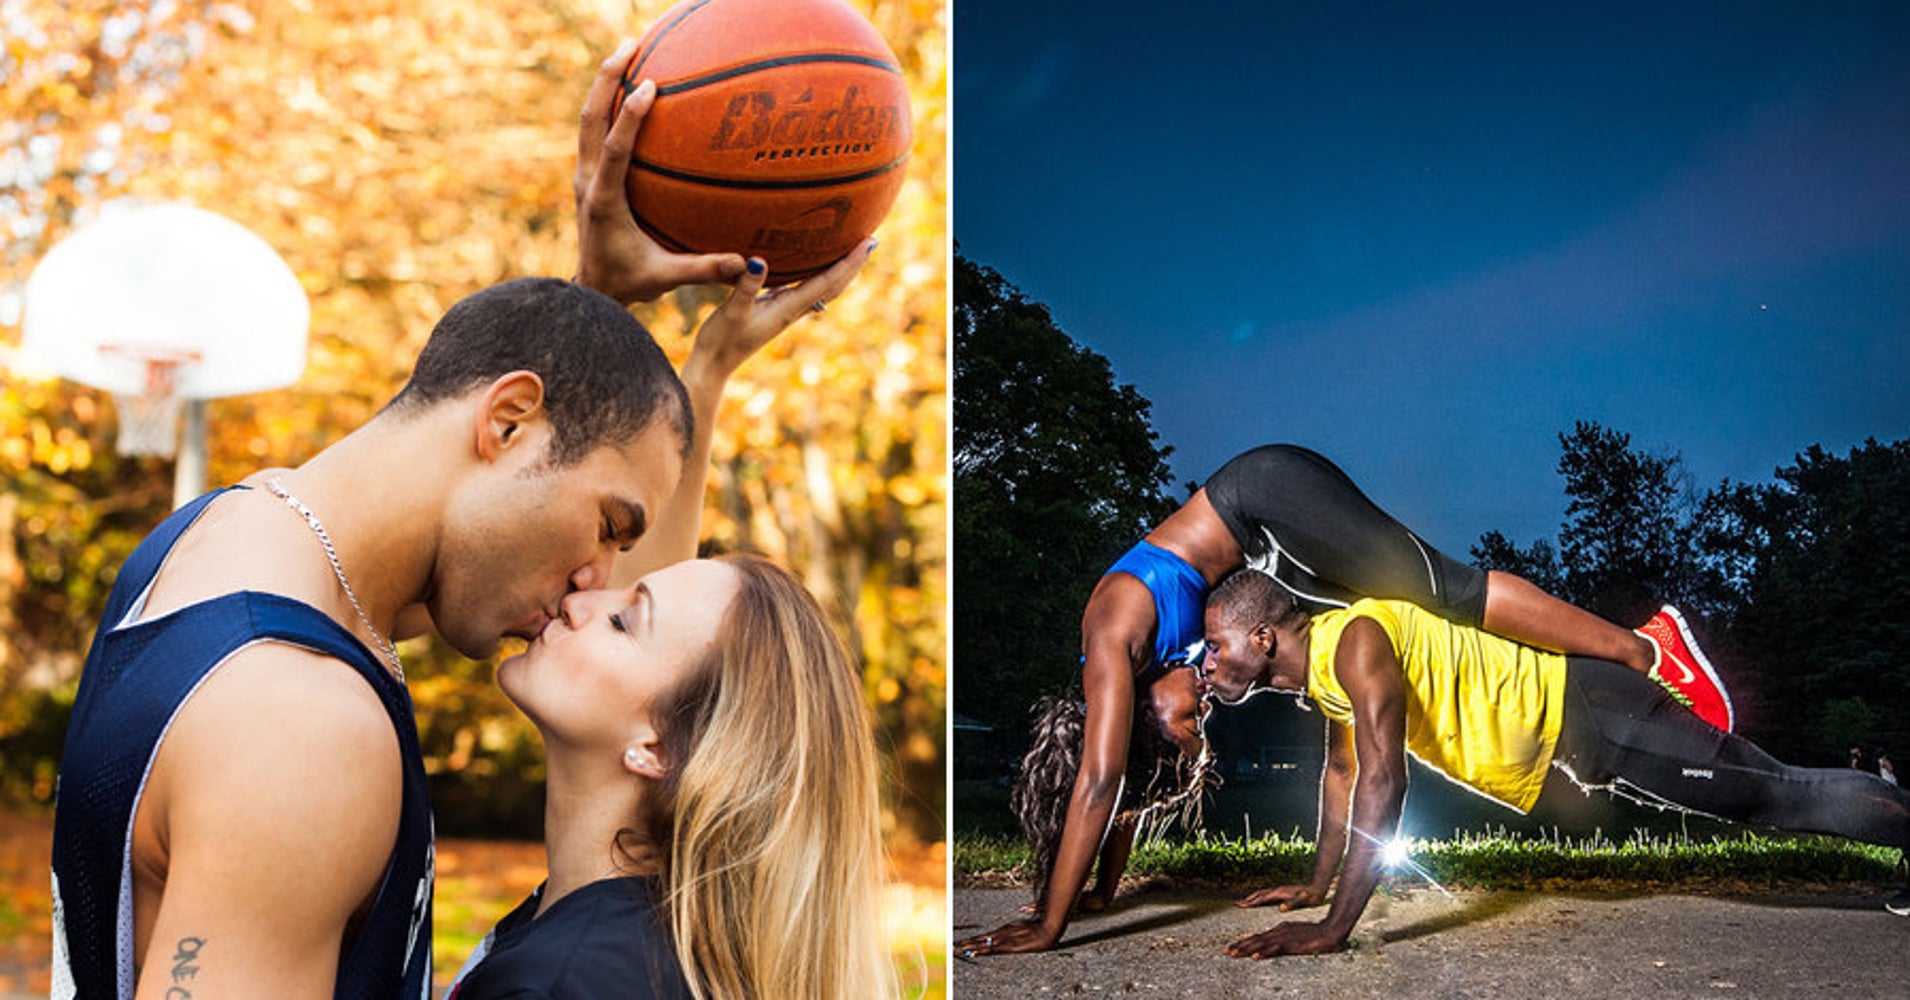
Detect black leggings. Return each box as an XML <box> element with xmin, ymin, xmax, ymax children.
<box><xmin>1203</xmin><ymin>444</ymin><xmax>1490</xmax><ymax>625</ymax></box>
<box><xmin>1551</xmin><ymin>657</ymin><xmax>1910</xmax><ymax>850</ymax></box>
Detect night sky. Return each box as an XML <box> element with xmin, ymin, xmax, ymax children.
<box><xmin>956</xmin><ymin>1</ymin><xmax>1910</xmax><ymax>553</ymax></box>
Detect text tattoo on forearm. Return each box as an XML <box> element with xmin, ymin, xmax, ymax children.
<box><xmin>165</xmin><ymin>936</ymin><xmax>205</xmax><ymax>999</ymax></box>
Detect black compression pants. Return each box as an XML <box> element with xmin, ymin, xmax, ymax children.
<box><xmin>1203</xmin><ymin>444</ymin><xmax>1490</xmax><ymax>625</ymax></box>
<box><xmin>1551</xmin><ymin>657</ymin><xmax>1910</xmax><ymax>850</ymax></box>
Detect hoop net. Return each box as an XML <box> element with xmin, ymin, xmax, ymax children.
<box><xmin>99</xmin><ymin>345</ymin><xmax>202</xmax><ymax>458</ymax></box>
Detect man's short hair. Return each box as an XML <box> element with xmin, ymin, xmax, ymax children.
<box><xmin>387</xmin><ymin>278</ymin><xmax>691</xmax><ymax>465</ymax></box>
<box><xmin>1208</xmin><ymin>569</ymin><xmax>1308</xmax><ymax>632</ymax></box>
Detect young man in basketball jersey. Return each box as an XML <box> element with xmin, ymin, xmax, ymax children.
<box><xmin>50</xmin><ymin>50</ymin><xmax>866</xmax><ymax>999</ymax></box>
<box><xmin>1196</xmin><ymin>571</ymin><xmax>1910</xmax><ymax>956</ymax></box>
<box><xmin>957</xmin><ymin>443</ymin><xmax>1731</xmax><ymax>956</ymax></box>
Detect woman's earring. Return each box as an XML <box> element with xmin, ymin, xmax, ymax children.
<box><xmin>625</xmin><ymin>748</ymin><xmax>658</xmax><ymax>773</ymax></box>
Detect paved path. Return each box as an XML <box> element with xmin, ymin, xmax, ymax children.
<box><xmin>956</xmin><ymin>885</ymin><xmax>1909</xmax><ymax>998</ymax></box>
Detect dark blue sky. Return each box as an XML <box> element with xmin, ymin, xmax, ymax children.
<box><xmin>956</xmin><ymin>1</ymin><xmax>1910</xmax><ymax>552</ymax></box>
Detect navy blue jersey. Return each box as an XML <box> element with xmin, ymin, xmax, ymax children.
<box><xmin>51</xmin><ymin>488</ymin><xmax>434</xmax><ymax>1000</ymax></box>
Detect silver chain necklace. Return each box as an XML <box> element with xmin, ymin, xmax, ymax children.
<box><xmin>265</xmin><ymin>477</ymin><xmax>405</xmax><ymax>683</ymax></box>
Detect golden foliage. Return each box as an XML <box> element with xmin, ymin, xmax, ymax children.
<box><xmin>0</xmin><ymin>0</ymin><xmax>946</xmax><ymax>837</ymax></box>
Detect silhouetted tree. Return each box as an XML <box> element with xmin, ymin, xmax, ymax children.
<box><xmin>954</xmin><ymin>253</ymin><xmax>1177</xmax><ymax>730</ymax></box>
<box><xmin>1470</xmin><ymin>530</ymin><xmax>1564</xmax><ymax>595</ymax></box>
<box><xmin>1694</xmin><ymin>439</ymin><xmax>1910</xmax><ymax>759</ymax></box>
<box><xmin>1553</xmin><ymin>422</ymin><xmax>1705</xmax><ymax>623</ymax></box>
<box><xmin>1479</xmin><ymin>428</ymin><xmax>1909</xmax><ymax>763</ymax></box>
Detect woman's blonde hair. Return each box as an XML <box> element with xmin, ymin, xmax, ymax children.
<box><xmin>642</xmin><ymin>553</ymin><xmax>892</xmax><ymax>999</ymax></box>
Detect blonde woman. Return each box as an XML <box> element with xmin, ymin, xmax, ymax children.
<box><xmin>444</xmin><ymin>39</ymin><xmax>894</xmax><ymax>993</ymax></box>
<box><xmin>446</xmin><ymin>554</ymin><xmax>891</xmax><ymax>998</ymax></box>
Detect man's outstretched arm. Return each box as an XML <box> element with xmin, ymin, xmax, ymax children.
<box><xmin>1237</xmin><ymin>719</ymin><xmax>1355</xmax><ymax>911</ymax></box>
<box><xmin>1226</xmin><ymin>619</ymin><xmax>1407</xmax><ymax>958</ymax></box>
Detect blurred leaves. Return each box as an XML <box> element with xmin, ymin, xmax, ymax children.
<box><xmin>0</xmin><ymin>0</ymin><xmax>945</xmax><ymax>840</ymax></box>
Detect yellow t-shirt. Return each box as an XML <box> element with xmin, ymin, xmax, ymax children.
<box><xmin>1304</xmin><ymin>599</ymin><xmax>1567</xmax><ymax>812</ymax></box>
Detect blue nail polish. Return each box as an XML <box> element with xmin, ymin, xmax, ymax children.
<box><xmin>747</xmin><ymin>259</ymin><xmax>765</xmax><ymax>276</ymax></box>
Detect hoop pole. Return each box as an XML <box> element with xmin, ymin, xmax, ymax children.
<box><xmin>173</xmin><ymin>399</ymin><xmax>208</xmax><ymax>510</ymax></box>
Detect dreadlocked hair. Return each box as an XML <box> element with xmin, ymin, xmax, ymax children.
<box><xmin>1116</xmin><ymin>707</ymin><xmax>1218</xmax><ymax>844</ymax></box>
<box><xmin>1010</xmin><ymin>698</ymin><xmax>1086</xmax><ymax>904</ymax></box>
<box><xmin>1118</xmin><ymin>666</ymin><xmax>1221</xmax><ymax>847</ymax></box>
<box><xmin>1010</xmin><ymin>683</ymin><xmax>1220</xmax><ymax>904</ymax></box>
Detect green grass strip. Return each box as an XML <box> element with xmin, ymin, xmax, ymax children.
<box><xmin>956</xmin><ymin>828</ymin><xmax>1900</xmax><ymax>890</ymax></box>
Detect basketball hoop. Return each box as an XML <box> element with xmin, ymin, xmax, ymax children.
<box><xmin>96</xmin><ymin>345</ymin><xmax>203</xmax><ymax>458</ymax></box>
<box><xmin>20</xmin><ymin>202</ymin><xmax>308</xmax><ymax>506</ymax></box>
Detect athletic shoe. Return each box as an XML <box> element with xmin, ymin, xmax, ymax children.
<box><xmin>1637</xmin><ymin>605</ymin><xmax>1735</xmax><ymax>731</ymax></box>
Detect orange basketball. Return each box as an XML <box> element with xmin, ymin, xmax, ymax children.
<box><xmin>618</xmin><ymin>0</ymin><xmax>913</xmax><ymax>285</ymax></box>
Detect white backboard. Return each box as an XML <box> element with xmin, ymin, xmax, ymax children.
<box><xmin>20</xmin><ymin>202</ymin><xmax>309</xmax><ymax>399</ymax></box>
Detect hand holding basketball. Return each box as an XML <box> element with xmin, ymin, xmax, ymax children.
<box><xmin>575</xmin><ymin>39</ymin><xmax>748</xmax><ymax>306</ymax></box>
<box><xmin>614</xmin><ymin>0</ymin><xmax>910</xmax><ymax>285</ymax></box>
<box><xmin>687</xmin><ymin>239</ymin><xmax>874</xmax><ymax>382</ymax></box>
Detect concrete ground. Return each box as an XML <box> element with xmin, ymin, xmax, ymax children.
<box><xmin>955</xmin><ymin>885</ymin><xmax>1909</xmax><ymax>998</ymax></box>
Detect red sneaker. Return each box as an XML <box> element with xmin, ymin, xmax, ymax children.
<box><xmin>1637</xmin><ymin>605</ymin><xmax>1734</xmax><ymax>731</ymax></box>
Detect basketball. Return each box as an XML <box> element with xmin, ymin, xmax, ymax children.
<box><xmin>618</xmin><ymin>0</ymin><xmax>912</xmax><ymax>285</ymax></box>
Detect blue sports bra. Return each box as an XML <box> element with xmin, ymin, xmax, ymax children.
<box><xmin>1103</xmin><ymin>541</ymin><xmax>1208</xmax><ymax>674</ymax></box>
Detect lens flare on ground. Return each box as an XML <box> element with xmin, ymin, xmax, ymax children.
<box><xmin>1352</xmin><ymin>826</ymin><xmax>1456</xmax><ymax>900</ymax></box>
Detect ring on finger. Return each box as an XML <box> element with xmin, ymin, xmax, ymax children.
<box><xmin>810</xmin><ymin>299</ymin><xmax>828</xmax><ymax>314</ymax></box>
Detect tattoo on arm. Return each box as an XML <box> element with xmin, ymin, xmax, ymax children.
<box><xmin>165</xmin><ymin>936</ymin><xmax>205</xmax><ymax>999</ymax></box>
